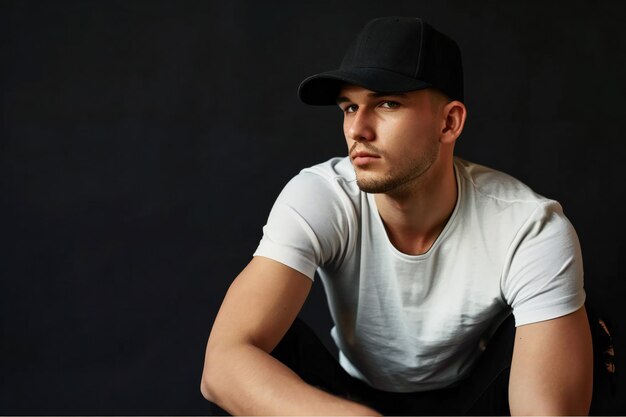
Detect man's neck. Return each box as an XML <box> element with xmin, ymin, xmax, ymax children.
<box><xmin>373</xmin><ymin>158</ymin><xmax>458</xmax><ymax>256</ymax></box>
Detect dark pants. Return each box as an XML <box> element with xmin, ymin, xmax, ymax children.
<box><xmin>210</xmin><ymin>314</ymin><xmax>516</xmax><ymax>416</ymax></box>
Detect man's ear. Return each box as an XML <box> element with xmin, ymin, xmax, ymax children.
<box><xmin>440</xmin><ymin>101</ymin><xmax>467</xmax><ymax>145</ymax></box>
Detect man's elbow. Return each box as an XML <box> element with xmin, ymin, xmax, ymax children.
<box><xmin>200</xmin><ymin>375</ymin><xmax>213</xmax><ymax>403</ymax></box>
<box><xmin>200</xmin><ymin>349</ymin><xmax>221</xmax><ymax>403</ymax></box>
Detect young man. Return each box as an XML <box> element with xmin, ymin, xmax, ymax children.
<box><xmin>201</xmin><ymin>17</ymin><xmax>593</xmax><ymax>415</ymax></box>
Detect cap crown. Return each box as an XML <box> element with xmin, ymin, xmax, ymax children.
<box><xmin>297</xmin><ymin>16</ymin><xmax>464</xmax><ymax>104</ymax></box>
<box><xmin>341</xmin><ymin>17</ymin><xmax>423</xmax><ymax>78</ymax></box>
<box><xmin>340</xmin><ymin>17</ymin><xmax>463</xmax><ymax>101</ymax></box>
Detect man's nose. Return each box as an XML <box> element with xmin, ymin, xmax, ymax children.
<box><xmin>347</xmin><ymin>110</ymin><xmax>375</xmax><ymax>142</ymax></box>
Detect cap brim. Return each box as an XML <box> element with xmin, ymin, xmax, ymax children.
<box><xmin>298</xmin><ymin>67</ymin><xmax>432</xmax><ymax>105</ymax></box>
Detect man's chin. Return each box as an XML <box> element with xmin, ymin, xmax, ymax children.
<box><xmin>356</xmin><ymin>170</ymin><xmax>425</xmax><ymax>194</ymax></box>
<box><xmin>356</xmin><ymin>177</ymin><xmax>395</xmax><ymax>194</ymax></box>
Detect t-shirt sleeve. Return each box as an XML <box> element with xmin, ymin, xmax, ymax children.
<box><xmin>253</xmin><ymin>171</ymin><xmax>352</xmax><ymax>280</ymax></box>
<box><xmin>501</xmin><ymin>201</ymin><xmax>585</xmax><ymax>326</ymax></box>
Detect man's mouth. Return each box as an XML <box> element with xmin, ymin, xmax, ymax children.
<box><xmin>351</xmin><ymin>151</ymin><xmax>380</xmax><ymax>166</ymax></box>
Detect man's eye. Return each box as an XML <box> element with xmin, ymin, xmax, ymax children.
<box><xmin>344</xmin><ymin>104</ymin><xmax>358</xmax><ymax>113</ymax></box>
<box><xmin>381</xmin><ymin>101</ymin><xmax>400</xmax><ymax>109</ymax></box>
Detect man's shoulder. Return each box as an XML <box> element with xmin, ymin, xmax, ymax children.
<box><xmin>256</xmin><ymin>157</ymin><xmax>361</xmax><ymax>274</ymax></box>
<box><xmin>454</xmin><ymin>158</ymin><xmax>573</xmax><ymax>251</ymax></box>
<box><xmin>455</xmin><ymin>157</ymin><xmax>553</xmax><ymax>207</ymax></box>
<box><xmin>279</xmin><ymin>156</ymin><xmax>360</xmax><ymax>201</ymax></box>
<box><xmin>273</xmin><ymin>156</ymin><xmax>362</xmax><ymax>217</ymax></box>
<box><xmin>299</xmin><ymin>156</ymin><xmax>356</xmax><ymax>184</ymax></box>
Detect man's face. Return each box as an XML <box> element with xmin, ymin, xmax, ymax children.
<box><xmin>337</xmin><ymin>85</ymin><xmax>445</xmax><ymax>194</ymax></box>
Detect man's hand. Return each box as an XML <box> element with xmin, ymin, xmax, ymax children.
<box><xmin>509</xmin><ymin>306</ymin><xmax>593</xmax><ymax>415</ymax></box>
<box><xmin>201</xmin><ymin>256</ymin><xmax>381</xmax><ymax>416</ymax></box>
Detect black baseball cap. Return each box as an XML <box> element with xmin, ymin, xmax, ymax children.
<box><xmin>298</xmin><ymin>17</ymin><xmax>464</xmax><ymax>105</ymax></box>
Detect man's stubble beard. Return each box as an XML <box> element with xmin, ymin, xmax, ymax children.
<box><xmin>355</xmin><ymin>144</ymin><xmax>440</xmax><ymax>194</ymax></box>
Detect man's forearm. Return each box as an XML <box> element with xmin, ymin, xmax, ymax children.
<box><xmin>202</xmin><ymin>344</ymin><xmax>381</xmax><ymax>416</ymax></box>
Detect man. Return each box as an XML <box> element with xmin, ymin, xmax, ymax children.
<box><xmin>201</xmin><ymin>17</ymin><xmax>593</xmax><ymax>415</ymax></box>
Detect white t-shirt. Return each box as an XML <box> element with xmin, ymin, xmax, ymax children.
<box><xmin>254</xmin><ymin>156</ymin><xmax>585</xmax><ymax>392</ymax></box>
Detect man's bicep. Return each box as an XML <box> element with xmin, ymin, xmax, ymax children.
<box><xmin>208</xmin><ymin>256</ymin><xmax>313</xmax><ymax>353</ymax></box>
<box><xmin>509</xmin><ymin>306</ymin><xmax>593</xmax><ymax>415</ymax></box>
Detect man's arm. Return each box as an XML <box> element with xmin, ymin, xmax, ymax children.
<box><xmin>509</xmin><ymin>306</ymin><xmax>593</xmax><ymax>415</ymax></box>
<box><xmin>200</xmin><ymin>256</ymin><xmax>380</xmax><ymax>416</ymax></box>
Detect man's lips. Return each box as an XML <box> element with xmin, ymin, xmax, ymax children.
<box><xmin>351</xmin><ymin>151</ymin><xmax>380</xmax><ymax>166</ymax></box>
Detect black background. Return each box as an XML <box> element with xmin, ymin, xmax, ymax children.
<box><xmin>2</xmin><ymin>0</ymin><xmax>625</xmax><ymax>414</ymax></box>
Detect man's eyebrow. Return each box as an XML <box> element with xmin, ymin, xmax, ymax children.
<box><xmin>336</xmin><ymin>92</ymin><xmax>408</xmax><ymax>104</ymax></box>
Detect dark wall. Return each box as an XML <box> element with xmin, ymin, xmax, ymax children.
<box><xmin>2</xmin><ymin>0</ymin><xmax>624</xmax><ymax>414</ymax></box>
